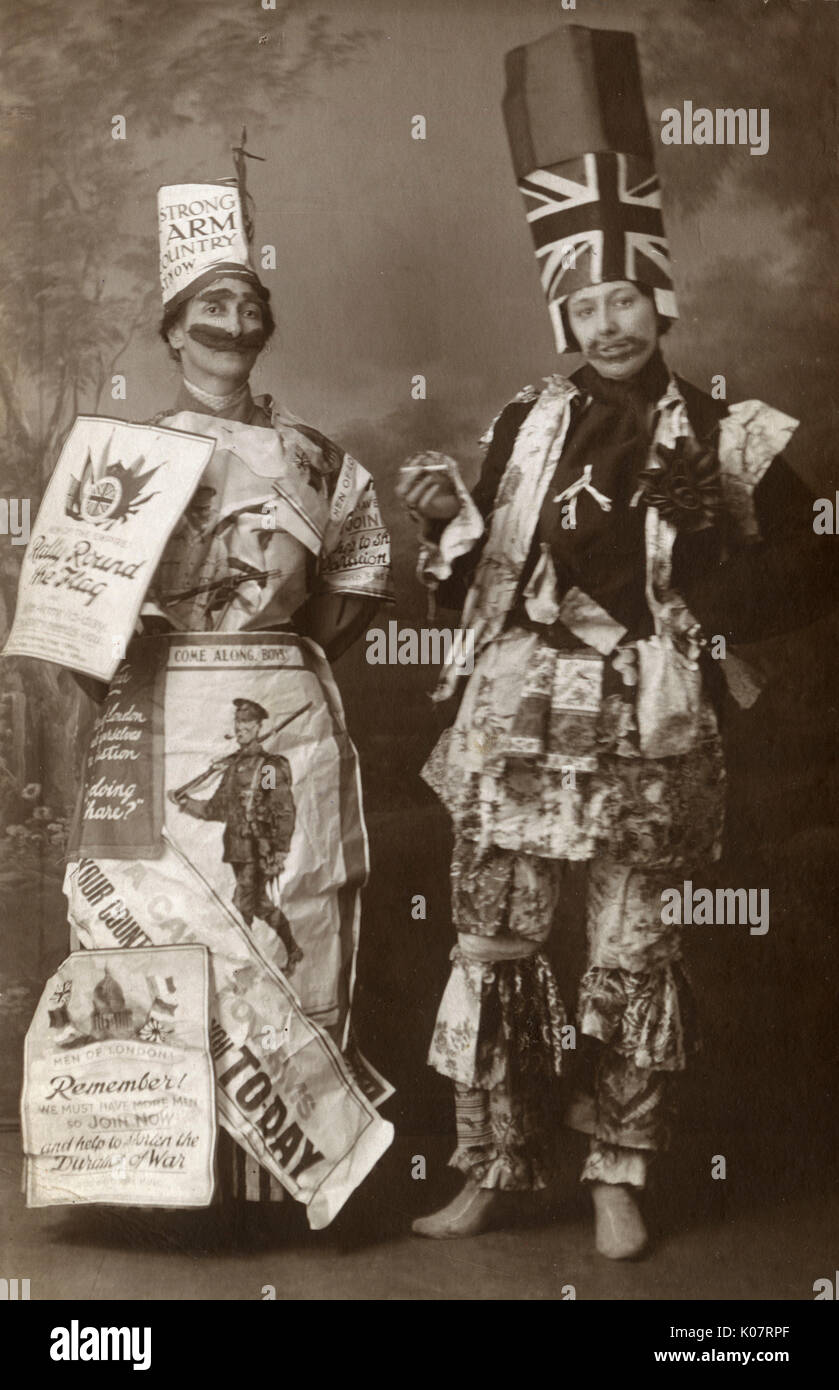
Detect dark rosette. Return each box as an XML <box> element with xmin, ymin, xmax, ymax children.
<box><xmin>638</xmin><ymin>436</ymin><xmax>722</xmax><ymax>531</ymax></box>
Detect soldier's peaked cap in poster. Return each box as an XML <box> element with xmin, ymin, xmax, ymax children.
<box><xmin>233</xmin><ymin>698</ymin><xmax>269</xmax><ymax>723</ymax></box>
<box><xmin>502</xmin><ymin>25</ymin><xmax>677</xmax><ymax>351</ymax></box>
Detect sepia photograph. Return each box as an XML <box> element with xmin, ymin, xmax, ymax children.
<box><xmin>1</xmin><ymin>0</ymin><xmax>837</xmax><ymax>1340</ymax></box>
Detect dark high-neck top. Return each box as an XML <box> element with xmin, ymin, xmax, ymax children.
<box><xmin>530</xmin><ymin>351</ymin><xmax>676</xmax><ymax>636</ymax></box>
<box><xmin>434</xmin><ymin>353</ymin><xmax>835</xmax><ymax>667</ymax></box>
<box><xmin>483</xmin><ymin>349</ymin><xmax>702</xmax><ymax>639</ymax></box>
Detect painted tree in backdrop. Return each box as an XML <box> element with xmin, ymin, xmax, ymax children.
<box><xmin>0</xmin><ymin>0</ymin><xmax>379</xmax><ymax>497</ymax></box>
<box><xmin>0</xmin><ymin>1</ymin><xmax>380</xmax><ymax>1072</ymax></box>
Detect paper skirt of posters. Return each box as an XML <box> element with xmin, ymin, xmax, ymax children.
<box><xmin>63</xmin><ymin>632</ymin><xmax>394</xmax><ymax>1228</ymax></box>
<box><xmin>22</xmin><ymin>944</ymin><xmax>217</xmax><ymax>1208</ymax></box>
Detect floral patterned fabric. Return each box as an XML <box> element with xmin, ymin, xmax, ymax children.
<box><xmin>454</xmin><ymin>1058</ymin><xmax>675</xmax><ymax>1192</ymax></box>
<box><xmin>423</xmin><ymin>373</ymin><xmax>796</xmax><ymax>706</ymax></box>
<box><xmin>565</xmin><ymin>1050</ymin><xmax>678</xmax><ymax>1153</ymax></box>
<box><xmin>576</xmin><ymin>858</ymin><xmax>699</xmax><ymax>1071</ymax></box>
<box><xmin>717</xmin><ymin>400</ymin><xmax>799</xmax><ymax>541</ymax></box>
<box><xmin>577</xmin><ymin>962</ymin><xmax>697</xmax><ymax>1073</ymax></box>
<box><xmin>428</xmin><ymin>835</ymin><xmax>696</xmax><ymax>1188</ymax></box>
<box><xmin>452</xmin><ymin>1078</ymin><xmax>559</xmax><ymax>1191</ymax></box>
<box><xmin>419</xmin><ymin>376</ymin><xmax>798</xmax><ymax>1192</ymax></box>
<box><xmin>448</xmin><ymin>835</ymin><xmax>561</xmax><ymax>942</ymax></box>
<box><xmin>430</xmin><ymin>949</ymin><xmax>568</xmax><ymax>1090</ymax></box>
<box><xmin>422</xmin><ymin>627</ymin><xmax>725</xmax><ymax>868</ymax></box>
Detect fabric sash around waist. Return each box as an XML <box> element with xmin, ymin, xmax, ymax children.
<box><xmin>456</xmin><ymin>932</ymin><xmax>541</xmax><ymax>963</ymax></box>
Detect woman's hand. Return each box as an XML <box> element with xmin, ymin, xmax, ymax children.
<box><xmin>396</xmin><ymin>453</ymin><xmax>461</xmax><ymax>523</ymax></box>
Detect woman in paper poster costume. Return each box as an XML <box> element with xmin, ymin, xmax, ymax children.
<box><xmin>64</xmin><ymin>146</ymin><xmax>395</xmax><ymax>1210</ymax></box>
<box><xmin>399</xmin><ymin>27</ymin><xmax>839</xmax><ymax>1257</ymax></box>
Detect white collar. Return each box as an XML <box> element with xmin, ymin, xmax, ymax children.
<box><xmin>182</xmin><ymin>378</ymin><xmax>251</xmax><ymax>413</ymax></box>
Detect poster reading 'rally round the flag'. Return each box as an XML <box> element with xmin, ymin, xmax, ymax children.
<box><xmin>3</xmin><ymin>417</ymin><xmax>214</xmax><ymax>682</ymax></box>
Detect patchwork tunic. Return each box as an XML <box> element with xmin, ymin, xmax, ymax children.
<box><xmin>418</xmin><ymin>352</ymin><xmax>833</xmax><ymax>1189</ymax></box>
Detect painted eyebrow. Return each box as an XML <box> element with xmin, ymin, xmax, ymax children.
<box><xmin>196</xmin><ymin>290</ymin><xmax>262</xmax><ymax>306</ymax></box>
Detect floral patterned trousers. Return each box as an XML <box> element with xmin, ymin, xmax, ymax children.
<box><xmin>429</xmin><ymin>836</ymin><xmax>697</xmax><ymax>1190</ymax></box>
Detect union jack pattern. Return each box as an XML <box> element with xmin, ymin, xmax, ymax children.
<box><xmin>517</xmin><ymin>151</ymin><xmax>677</xmax><ymax>349</ymax></box>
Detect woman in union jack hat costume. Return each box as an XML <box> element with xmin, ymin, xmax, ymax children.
<box><xmin>399</xmin><ymin>25</ymin><xmax>838</xmax><ymax>1256</ymax></box>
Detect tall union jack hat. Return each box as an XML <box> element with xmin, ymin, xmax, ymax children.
<box><xmin>503</xmin><ymin>25</ymin><xmax>677</xmax><ymax>352</ymax></box>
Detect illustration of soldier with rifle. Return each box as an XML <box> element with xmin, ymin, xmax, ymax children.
<box><xmin>168</xmin><ymin>698</ymin><xmax>310</xmax><ymax>975</ymax></box>
<box><xmin>157</xmin><ymin>492</ymin><xmax>290</xmax><ymax>632</ymax></box>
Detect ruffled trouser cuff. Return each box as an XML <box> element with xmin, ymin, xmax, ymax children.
<box><xmin>451</xmin><ymin>1080</ymin><xmax>557</xmax><ymax>1192</ymax></box>
<box><xmin>449</xmin><ymin>1097</ymin><xmax>656</xmax><ymax>1191</ymax></box>
<box><xmin>434</xmin><ymin>949</ymin><xmax>568</xmax><ymax>1191</ymax></box>
<box><xmin>434</xmin><ymin>954</ymin><xmax>692</xmax><ymax>1185</ymax></box>
<box><xmin>581</xmin><ymin>1140</ymin><xmax>651</xmax><ymax>1189</ymax></box>
<box><xmin>429</xmin><ymin>838</ymin><xmax>699</xmax><ymax>1188</ymax></box>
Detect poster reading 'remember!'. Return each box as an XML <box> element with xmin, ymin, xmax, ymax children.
<box><xmin>3</xmin><ymin>418</ymin><xmax>214</xmax><ymax>681</ymax></box>
<box><xmin>22</xmin><ymin>944</ymin><xmax>216</xmax><ymax>1208</ymax></box>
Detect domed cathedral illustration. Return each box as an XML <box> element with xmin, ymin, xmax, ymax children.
<box><xmin>90</xmin><ymin>966</ymin><xmax>133</xmax><ymax>1038</ymax></box>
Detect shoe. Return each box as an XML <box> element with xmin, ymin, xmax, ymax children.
<box><xmin>284</xmin><ymin>944</ymin><xmax>304</xmax><ymax>977</ymax></box>
<box><xmin>590</xmin><ymin>1181</ymin><xmax>648</xmax><ymax>1260</ymax></box>
<box><xmin>412</xmin><ymin>1179</ymin><xmax>504</xmax><ymax>1239</ymax></box>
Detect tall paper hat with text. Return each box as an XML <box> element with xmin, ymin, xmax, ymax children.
<box><xmin>502</xmin><ymin>25</ymin><xmax>677</xmax><ymax>352</ymax></box>
<box><xmin>158</xmin><ymin>135</ymin><xmax>268</xmax><ymax>310</ymax></box>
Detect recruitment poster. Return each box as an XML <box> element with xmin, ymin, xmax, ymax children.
<box><xmin>3</xmin><ymin>418</ymin><xmax>214</xmax><ymax>680</ymax></box>
<box><xmin>0</xmin><ymin>0</ymin><xmax>837</xmax><ymax>1358</ymax></box>
<box><xmin>22</xmin><ymin>944</ymin><xmax>216</xmax><ymax>1207</ymax></box>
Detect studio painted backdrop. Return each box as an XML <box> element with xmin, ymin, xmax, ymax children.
<box><xmin>1</xmin><ymin>0</ymin><xmax>837</xmax><ymax>1233</ymax></box>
